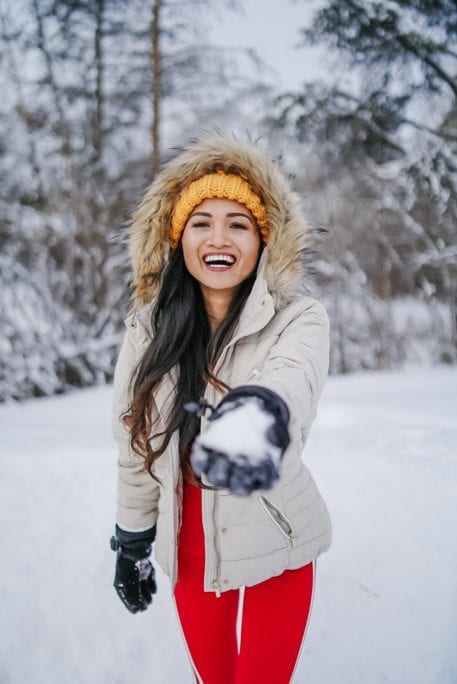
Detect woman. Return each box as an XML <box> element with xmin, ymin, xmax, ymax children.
<box><xmin>110</xmin><ymin>136</ymin><xmax>332</xmax><ymax>683</ymax></box>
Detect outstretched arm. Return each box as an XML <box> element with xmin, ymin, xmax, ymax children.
<box><xmin>188</xmin><ymin>298</ymin><xmax>330</xmax><ymax>495</ymax></box>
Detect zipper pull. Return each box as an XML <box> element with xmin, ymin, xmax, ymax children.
<box><xmin>212</xmin><ymin>580</ymin><xmax>221</xmax><ymax>598</ymax></box>
<box><xmin>184</xmin><ymin>399</ymin><xmax>215</xmax><ymax>417</ymax></box>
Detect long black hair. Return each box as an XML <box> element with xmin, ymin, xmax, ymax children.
<box><xmin>123</xmin><ymin>243</ymin><xmax>261</xmax><ymax>483</ymax></box>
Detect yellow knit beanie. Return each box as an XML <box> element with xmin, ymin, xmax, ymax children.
<box><xmin>170</xmin><ymin>171</ymin><xmax>268</xmax><ymax>250</ymax></box>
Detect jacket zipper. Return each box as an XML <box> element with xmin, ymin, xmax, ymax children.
<box><xmin>212</xmin><ymin>491</ymin><xmax>221</xmax><ymax>597</ymax></box>
<box><xmin>171</xmin><ymin>446</ymin><xmax>180</xmax><ymax>587</ymax></box>
<box><xmin>201</xmin><ymin>487</ymin><xmax>221</xmax><ymax>597</ymax></box>
<box><xmin>201</xmin><ymin>387</ymin><xmax>222</xmax><ymax>598</ymax></box>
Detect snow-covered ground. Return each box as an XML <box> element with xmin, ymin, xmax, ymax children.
<box><xmin>0</xmin><ymin>366</ymin><xmax>456</xmax><ymax>683</ymax></box>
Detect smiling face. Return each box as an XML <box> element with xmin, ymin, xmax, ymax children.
<box><xmin>181</xmin><ymin>197</ymin><xmax>262</xmax><ymax>319</ymax></box>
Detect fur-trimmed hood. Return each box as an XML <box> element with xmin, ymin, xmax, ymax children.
<box><xmin>129</xmin><ymin>135</ymin><xmax>313</xmax><ymax>310</ymax></box>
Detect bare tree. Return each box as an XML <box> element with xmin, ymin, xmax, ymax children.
<box><xmin>151</xmin><ymin>0</ymin><xmax>162</xmax><ymax>174</ymax></box>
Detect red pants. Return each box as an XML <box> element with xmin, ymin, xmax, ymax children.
<box><xmin>174</xmin><ymin>480</ymin><xmax>315</xmax><ymax>684</ymax></box>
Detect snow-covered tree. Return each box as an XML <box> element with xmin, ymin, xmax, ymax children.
<box><xmin>266</xmin><ymin>0</ymin><xmax>457</xmax><ymax>371</ymax></box>
<box><xmin>0</xmin><ymin>0</ymin><xmax>268</xmax><ymax>400</ymax></box>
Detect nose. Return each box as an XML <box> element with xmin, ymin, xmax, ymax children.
<box><xmin>207</xmin><ymin>222</ymin><xmax>231</xmax><ymax>247</ymax></box>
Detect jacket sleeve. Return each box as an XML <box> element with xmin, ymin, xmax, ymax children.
<box><xmin>112</xmin><ymin>321</ymin><xmax>160</xmax><ymax>532</ymax></box>
<box><xmin>246</xmin><ymin>298</ymin><xmax>330</xmax><ymax>445</ymax></box>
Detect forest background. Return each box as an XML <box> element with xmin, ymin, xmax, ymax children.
<box><xmin>1</xmin><ymin>0</ymin><xmax>456</xmax><ymax>401</ymax></box>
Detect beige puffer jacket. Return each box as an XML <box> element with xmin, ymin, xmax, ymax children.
<box><xmin>112</xmin><ymin>136</ymin><xmax>332</xmax><ymax>596</ymax></box>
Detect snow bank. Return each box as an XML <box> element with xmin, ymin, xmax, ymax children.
<box><xmin>0</xmin><ymin>367</ymin><xmax>455</xmax><ymax>683</ymax></box>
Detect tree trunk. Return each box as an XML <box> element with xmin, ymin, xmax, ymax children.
<box><xmin>31</xmin><ymin>0</ymin><xmax>71</xmax><ymax>158</ymax></box>
<box><xmin>151</xmin><ymin>0</ymin><xmax>162</xmax><ymax>175</ymax></box>
<box><xmin>93</xmin><ymin>0</ymin><xmax>105</xmax><ymax>173</ymax></box>
<box><xmin>0</xmin><ymin>6</ymin><xmax>43</xmax><ymax>198</ymax></box>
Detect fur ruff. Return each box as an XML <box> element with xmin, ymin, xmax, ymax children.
<box><xmin>128</xmin><ymin>135</ymin><xmax>313</xmax><ymax>310</ymax></box>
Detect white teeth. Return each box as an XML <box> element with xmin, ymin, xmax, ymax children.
<box><xmin>203</xmin><ymin>254</ymin><xmax>235</xmax><ymax>265</ymax></box>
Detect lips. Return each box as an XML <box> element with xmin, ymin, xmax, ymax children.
<box><xmin>203</xmin><ymin>253</ymin><xmax>236</xmax><ymax>270</ymax></box>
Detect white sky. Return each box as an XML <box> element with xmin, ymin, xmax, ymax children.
<box><xmin>210</xmin><ymin>0</ymin><xmax>329</xmax><ymax>90</ymax></box>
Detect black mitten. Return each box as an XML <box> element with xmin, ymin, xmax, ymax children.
<box><xmin>110</xmin><ymin>524</ymin><xmax>157</xmax><ymax>614</ymax></box>
<box><xmin>186</xmin><ymin>385</ymin><xmax>290</xmax><ymax>496</ymax></box>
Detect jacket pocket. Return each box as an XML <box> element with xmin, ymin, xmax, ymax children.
<box><xmin>259</xmin><ymin>495</ymin><xmax>296</xmax><ymax>546</ymax></box>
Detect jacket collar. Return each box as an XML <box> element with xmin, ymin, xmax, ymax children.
<box><xmin>229</xmin><ymin>249</ymin><xmax>275</xmax><ymax>341</ymax></box>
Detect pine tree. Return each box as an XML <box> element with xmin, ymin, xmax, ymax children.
<box><xmin>267</xmin><ymin>0</ymin><xmax>457</xmax><ymax>370</ymax></box>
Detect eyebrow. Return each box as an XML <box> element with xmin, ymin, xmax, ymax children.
<box><xmin>190</xmin><ymin>211</ymin><xmax>253</xmax><ymax>223</ymax></box>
